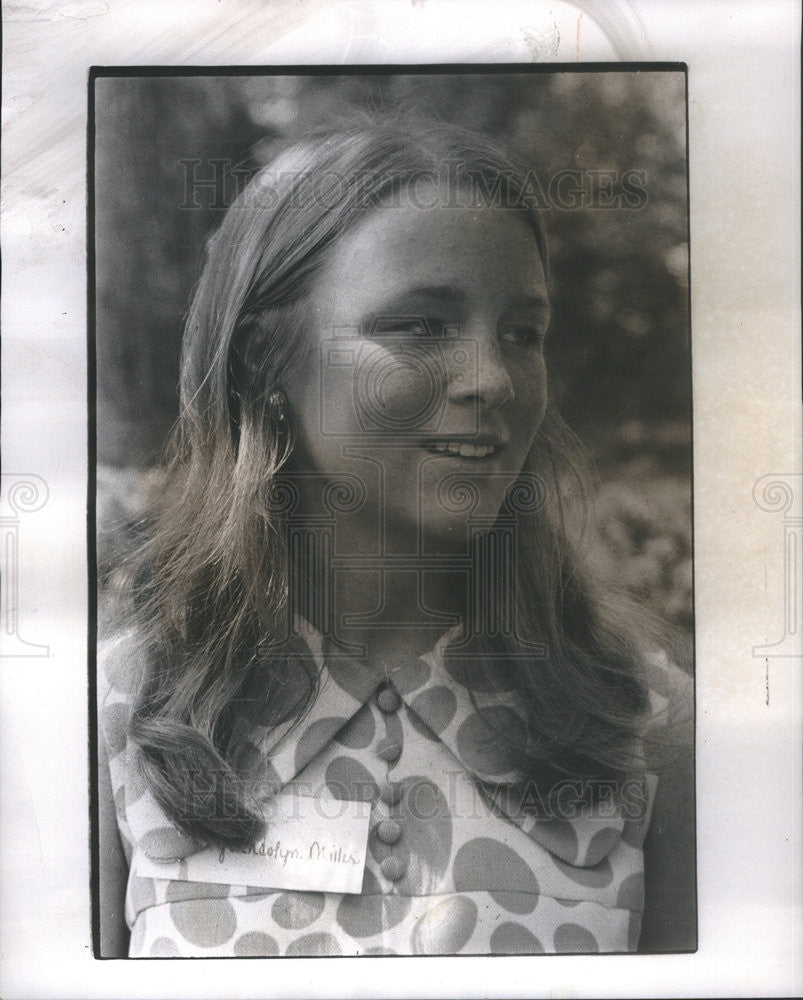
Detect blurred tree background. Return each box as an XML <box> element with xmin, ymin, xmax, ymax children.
<box><xmin>95</xmin><ymin>71</ymin><xmax>692</xmax><ymax>658</ymax></box>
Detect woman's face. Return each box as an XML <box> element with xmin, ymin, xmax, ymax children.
<box><xmin>283</xmin><ymin>182</ymin><xmax>550</xmax><ymax>550</ymax></box>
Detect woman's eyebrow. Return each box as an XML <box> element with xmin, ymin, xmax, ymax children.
<box><xmin>371</xmin><ymin>287</ymin><xmax>551</xmax><ymax>314</ymax></box>
<box><xmin>371</xmin><ymin>285</ymin><xmax>465</xmax><ymax>312</ymax></box>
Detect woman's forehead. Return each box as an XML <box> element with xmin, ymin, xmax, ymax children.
<box><xmin>310</xmin><ymin>191</ymin><xmax>547</xmax><ymax>316</ymax></box>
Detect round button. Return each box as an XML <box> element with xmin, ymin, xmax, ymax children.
<box><xmin>375</xmin><ymin>819</ymin><xmax>402</xmax><ymax>845</ymax></box>
<box><xmin>376</xmin><ymin>686</ymin><xmax>402</xmax><ymax>713</ymax></box>
<box><xmin>376</xmin><ymin>736</ymin><xmax>402</xmax><ymax>763</ymax></box>
<box><xmin>380</xmin><ymin>856</ymin><xmax>407</xmax><ymax>881</ymax></box>
<box><xmin>379</xmin><ymin>781</ymin><xmax>402</xmax><ymax>806</ymax></box>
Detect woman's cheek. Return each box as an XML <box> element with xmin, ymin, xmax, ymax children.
<box><xmin>513</xmin><ymin>362</ymin><xmax>548</xmax><ymax>427</ymax></box>
<box><xmin>284</xmin><ymin>367</ymin><xmax>326</xmax><ymax>465</ymax></box>
<box><xmin>350</xmin><ymin>344</ymin><xmax>444</xmax><ymax>436</ymax></box>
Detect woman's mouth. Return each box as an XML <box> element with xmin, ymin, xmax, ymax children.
<box><xmin>422</xmin><ymin>440</ymin><xmax>500</xmax><ymax>459</ymax></box>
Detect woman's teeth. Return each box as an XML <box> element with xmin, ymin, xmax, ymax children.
<box><xmin>425</xmin><ymin>442</ymin><xmax>496</xmax><ymax>458</ymax></box>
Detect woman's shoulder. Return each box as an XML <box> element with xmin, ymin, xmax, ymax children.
<box><xmin>97</xmin><ymin>625</ymin><xmax>148</xmax><ymax>759</ymax></box>
<box><xmin>99</xmin><ymin>625</ymin><xmax>148</xmax><ymax>697</ymax></box>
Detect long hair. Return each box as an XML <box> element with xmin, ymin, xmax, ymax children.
<box><xmin>120</xmin><ymin>111</ymin><xmax>651</xmax><ymax>847</ymax></box>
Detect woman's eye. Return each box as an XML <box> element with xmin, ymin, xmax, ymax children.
<box><xmin>369</xmin><ymin>317</ymin><xmax>436</xmax><ymax>338</ymax></box>
<box><xmin>500</xmin><ymin>326</ymin><xmax>546</xmax><ymax>347</ymax></box>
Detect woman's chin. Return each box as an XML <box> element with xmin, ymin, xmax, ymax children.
<box><xmin>404</xmin><ymin>507</ymin><xmax>506</xmax><ymax>555</ymax></box>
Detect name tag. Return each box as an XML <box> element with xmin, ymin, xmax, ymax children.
<box><xmin>134</xmin><ymin>792</ymin><xmax>371</xmax><ymax>894</ymax></box>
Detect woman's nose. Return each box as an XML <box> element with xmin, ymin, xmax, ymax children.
<box><xmin>447</xmin><ymin>336</ymin><xmax>514</xmax><ymax>410</ymax></box>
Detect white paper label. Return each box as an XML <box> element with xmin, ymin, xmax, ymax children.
<box><xmin>134</xmin><ymin>792</ymin><xmax>371</xmax><ymax>894</ymax></box>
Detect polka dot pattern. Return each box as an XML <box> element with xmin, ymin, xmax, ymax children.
<box><xmin>271</xmin><ymin>892</ymin><xmax>325</xmax><ymax>930</ymax></box>
<box><xmin>149</xmin><ymin>936</ymin><xmax>180</xmax><ymax>957</ymax></box>
<box><xmin>334</xmin><ymin>704</ymin><xmax>375</xmax><ymax>749</ymax></box>
<box><xmin>553</xmin><ymin>922</ymin><xmax>600</xmax><ymax>953</ymax></box>
<box><xmin>616</xmin><ymin>872</ymin><xmax>645</xmax><ymax>911</ymax></box>
<box><xmin>325</xmin><ymin>756</ymin><xmax>378</xmax><ymax>801</ymax></box>
<box><xmin>286</xmin><ymin>932</ymin><xmax>342</xmax><ymax>957</ymax></box>
<box><xmin>129</xmin><ymin>910</ymin><xmax>147</xmax><ymax>954</ymax></box>
<box><xmin>411</xmin><ymin>896</ymin><xmax>477</xmax><ymax>955</ymax></box>
<box><xmin>168</xmin><ymin>898</ymin><xmax>237</xmax><ymax>948</ymax></box>
<box><xmin>165</xmin><ymin>879</ymin><xmax>230</xmax><ymax>904</ymax></box>
<box><xmin>375</xmin><ymin>736</ymin><xmax>402</xmax><ymax>763</ymax></box>
<box><xmin>383</xmin><ymin>709</ymin><xmax>404</xmax><ymax>754</ymax></box>
<box><xmin>102</xmin><ymin>633</ymin><xmax>140</xmax><ymax>693</ymax></box>
<box><xmin>104</xmin><ymin>620</ymin><xmax>666</xmax><ymax>957</ymax></box>
<box><xmin>533</xmin><ymin>819</ymin><xmax>579</xmax><ymax>865</ymax></box>
<box><xmin>488</xmin><ymin>890</ymin><xmax>538</xmax><ymax>916</ymax></box>
<box><xmin>123</xmin><ymin>758</ymin><xmax>148</xmax><ymax>806</ymax></box>
<box><xmin>405</xmin><ymin>707</ymin><xmax>439</xmax><ymax>742</ymax></box>
<box><xmin>453</xmin><ymin>837</ymin><xmax>540</xmax><ymax>899</ymax></box>
<box><xmin>380</xmin><ymin>856</ymin><xmax>407</xmax><ymax>881</ymax></box>
<box><xmin>409</xmin><ymin>685</ymin><xmax>457</xmax><ymax>734</ymax></box>
<box><xmin>295</xmin><ymin>717</ymin><xmax>350</xmax><ymax>773</ymax></box>
<box><xmin>586</xmin><ymin>826</ymin><xmax>622</xmax><ymax>865</ymax></box>
<box><xmin>234</xmin><ymin>931</ymin><xmax>279</xmax><ymax>956</ymax></box>
<box><xmin>491</xmin><ymin>922</ymin><xmax>544</xmax><ymax>954</ymax></box>
<box><xmin>129</xmin><ymin>876</ymin><xmax>156</xmax><ymax>913</ymax></box>
<box><xmin>379</xmin><ymin>781</ymin><xmax>402</xmax><ymax>806</ymax></box>
<box><xmin>326</xmin><ymin>653</ymin><xmax>379</xmax><ymax>701</ymax></box>
<box><xmin>101</xmin><ymin>702</ymin><xmax>130</xmax><ymax>757</ymax></box>
<box><xmin>370</xmin><ymin>777</ymin><xmax>452</xmax><ymax>895</ymax></box>
<box><xmin>139</xmin><ymin>826</ymin><xmax>198</xmax><ymax>862</ymax></box>
<box><xmin>336</xmin><ymin>869</ymin><xmax>410</xmax><ymax>939</ymax></box>
<box><xmin>336</xmin><ymin>887</ymin><xmax>412</xmax><ymax>938</ymax></box>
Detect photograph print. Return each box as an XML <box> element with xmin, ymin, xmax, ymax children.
<box><xmin>93</xmin><ymin>66</ymin><xmax>695</xmax><ymax>958</ymax></box>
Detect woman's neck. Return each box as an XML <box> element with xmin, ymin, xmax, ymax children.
<box><xmin>293</xmin><ymin>553</ymin><xmax>466</xmax><ymax>671</ymax></box>
<box><xmin>284</xmin><ymin>470</ymin><xmax>473</xmax><ymax>667</ymax></box>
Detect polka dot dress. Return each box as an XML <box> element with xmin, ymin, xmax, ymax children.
<box><xmin>99</xmin><ymin>623</ymin><xmax>688</xmax><ymax>956</ymax></box>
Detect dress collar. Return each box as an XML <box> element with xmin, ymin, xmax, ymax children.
<box><xmin>253</xmin><ymin>618</ymin><xmax>643</xmax><ymax>868</ymax></box>
<box><xmin>130</xmin><ymin>616</ymin><xmax>651</xmax><ymax>868</ymax></box>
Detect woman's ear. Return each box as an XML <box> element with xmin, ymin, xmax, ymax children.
<box><xmin>230</xmin><ymin>301</ymin><xmax>309</xmax><ymax>409</ymax></box>
<box><xmin>231</xmin><ymin>313</ymin><xmax>270</xmax><ymax>386</ymax></box>
<box><xmin>268</xmin><ymin>390</ymin><xmax>288</xmax><ymax>423</ymax></box>
<box><xmin>227</xmin><ymin>314</ymin><xmax>269</xmax><ymax>437</ymax></box>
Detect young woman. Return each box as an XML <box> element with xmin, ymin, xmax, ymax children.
<box><xmin>98</xmin><ymin>112</ymin><xmax>694</xmax><ymax>957</ymax></box>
